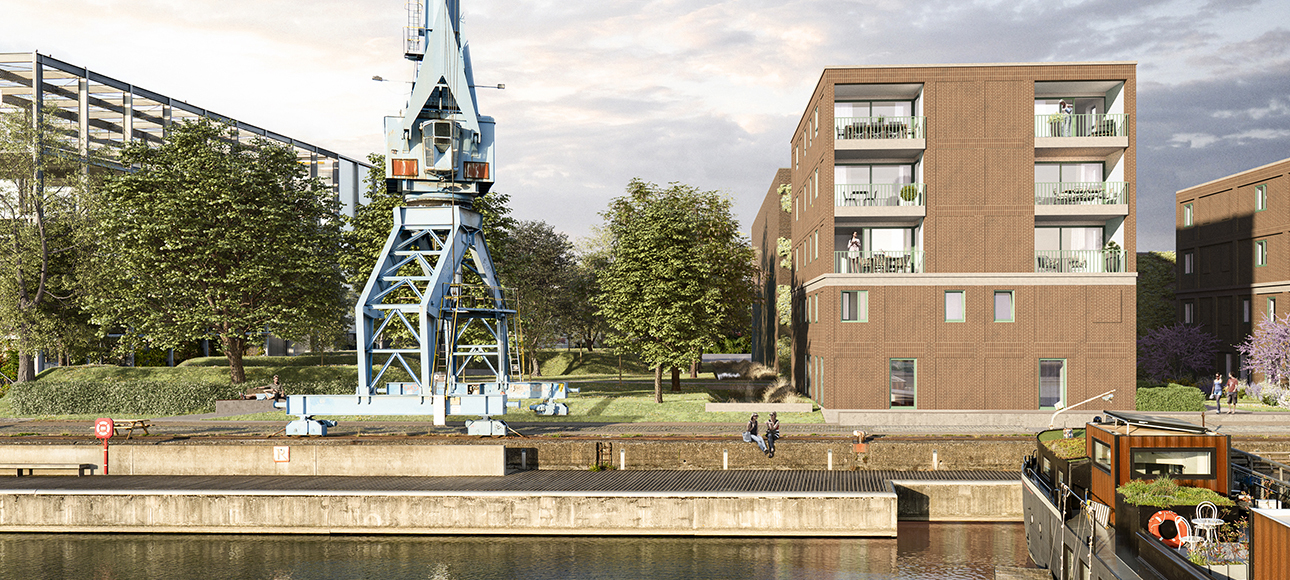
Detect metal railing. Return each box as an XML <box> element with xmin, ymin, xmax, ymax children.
<box><xmin>835</xmin><ymin>183</ymin><xmax>924</xmax><ymax>206</ymax></box>
<box><xmin>1035</xmin><ymin>250</ymin><xmax>1126</xmax><ymax>273</ymax></box>
<box><xmin>1035</xmin><ymin>182</ymin><xmax>1128</xmax><ymax>205</ymax></box>
<box><xmin>835</xmin><ymin>116</ymin><xmax>925</xmax><ymax>140</ymax></box>
<box><xmin>835</xmin><ymin>250</ymin><xmax>923</xmax><ymax>274</ymax></box>
<box><xmin>1035</xmin><ymin>113</ymin><xmax>1128</xmax><ymax>138</ymax></box>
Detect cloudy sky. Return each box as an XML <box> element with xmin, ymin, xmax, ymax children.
<box><xmin>3</xmin><ymin>0</ymin><xmax>1288</xmax><ymax>250</ymax></box>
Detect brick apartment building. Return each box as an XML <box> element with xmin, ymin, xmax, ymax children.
<box><xmin>1176</xmin><ymin>157</ymin><xmax>1290</xmax><ymax>380</ymax></box>
<box><xmin>753</xmin><ymin>62</ymin><xmax>1138</xmax><ymax>411</ymax></box>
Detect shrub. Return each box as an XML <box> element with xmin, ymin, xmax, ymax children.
<box><xmin>6</xmin><ymin>379</ymin><xmax>354</xmax><ymax>416</ymax></box>
<box><xmin>1136</xmin><ymin>385</ymin><xmax>1205</xmax><ymax>412</ymax></box>
<box><xmin>1118</xmin><ymin>478</ymin><xmax>1234</xmax><ymax>508</ymax></box>
<box><xmin>1045</xmin><ymin>436</ymin><xmax>1087</xmax><ymax>459</ymax></box>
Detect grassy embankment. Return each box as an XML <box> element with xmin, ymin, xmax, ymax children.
<box><xmin>2</xmin><ymin>349</ymin><xmax>822</xmax><ymax>424</ymax></box>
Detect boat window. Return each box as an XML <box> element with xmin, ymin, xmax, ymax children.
<box><xmin>1093</xmin><ymin>439</ymin><xmax>1112</xmax><ymax>471</ymax></box>
<box><xmin>1130</xmin><ymin>448</ymin><xmax>1215</xmax><ymax>478</ymax></box>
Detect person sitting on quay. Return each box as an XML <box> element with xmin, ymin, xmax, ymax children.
<box><xmin>242</xmin><ymin>375</ymin><xmax>284</xmax><ymax>401</ymax></box>
<box><xmin>765</xmin><ymin>411</ymin><xmax>780</xmax><ymax>458</ymax></box>
<box><xmin>743</xmin><ymin>413</ymin><xmax>767</xmax><ymax>454</ymax></box>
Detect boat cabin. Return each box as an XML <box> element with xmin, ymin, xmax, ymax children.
<box><xmin>1085</xmin><ymin>410</ymin><xmax>1230</xmax><ymax>523</ymax></box>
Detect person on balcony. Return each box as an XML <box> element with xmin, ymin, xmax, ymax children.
<box><xmin>847</xmin><ymin>232</ymin><xmax>861</xmax><ymax>273</ymax></box>
<box><xmin>1060</xmin><ymin>100</ymin><xmax>1074</xmax><ymax>136</ymax></box>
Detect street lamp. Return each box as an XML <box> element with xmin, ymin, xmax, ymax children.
<box><xmin>1048</xmin><ymin>389</ymin><xmax>1115</xmax><ymax>429</ymax></box>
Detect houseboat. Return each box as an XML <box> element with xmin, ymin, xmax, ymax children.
<box><xmin>1022</xmin><ymin>410</ymin><xmax>1289</xmax><ymax>580</ymax></box>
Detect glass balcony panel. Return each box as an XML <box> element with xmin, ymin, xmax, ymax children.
<box><xmin>1034</xmin><ymin>250</ymin><xmax>1126</xmax><ymax>273</ymax></box>
<box><xmin>835</xmin><ymin>250</ymin><xmax>924</xmax><ymax>273</ymax></box>
<box><xmin>835</xmin><ymin>183</ymin><xmax>924</xmax><ymax>206</ymax></box>
<box><xmin>836</xmin><ymin>116</ymin><xmax>925</xmax><ymax>140</ymax></box>
<box><xmin>1034</xmin><ymin>113</ymin><xmax>1127</xmax><ymax>138</ymax></box>
<box><xmin>1034</xmin><ymin>182</ymin><xmax>1127</xmax><ymax>205</ymax></box>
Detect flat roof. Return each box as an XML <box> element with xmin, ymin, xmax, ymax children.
<box><xmin>1100</xmin><ymin>410</ymin><xmax>1216</xmax><ymax>435</ymax></box>
<box><xmin>823</xmin><ymin>61</ymin><xmax>1137</xmax><ymax>70</ymax></box>
<box><xmin>1177</xmin><ymin>156</ymin><xmax>1290</xmax><ymax>195</ymax></box>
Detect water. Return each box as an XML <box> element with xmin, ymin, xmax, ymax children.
<box><xmin>0</xmin><ymin>523</ymin><xmax>1034</xmax><ymax>580</ymax></box>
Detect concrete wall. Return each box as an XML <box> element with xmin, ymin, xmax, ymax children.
<box><xmin>892</xmin><ymin>480</ymin><xmax>1022</xmax><ymax>521</ymax></box>
<box><xmin>0</xmin><ymin>444</ymin><xmax>505</xmax><ymax>477</ymax></box>
<box><xmin>0</xmin><ymin>491</ymin><xmax>899</xmax><ymax>537</ymax></box>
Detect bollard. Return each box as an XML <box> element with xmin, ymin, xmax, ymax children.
<box><xmin>620</xmin><ymin>448</ymin><xmax>625</xmax><ymax>470</ymax></box>
<box><xmin>828</xmin><ymin>449</ymin><xmax>834</xmax><ymax>471</ymax></box>
<box><xmin>723</xmin><ymin>449</ymin><xmax>728</xmax><ymax>470</ymax></box>
<box><xmin>521</xmin><ymin>450</ymin><xmax>527</xmax><ymax>470</ymax></box>
<box><xmin>932</xmin><ymin>449</ymin><xmax>939</xmax><ymax>470</ymax></box>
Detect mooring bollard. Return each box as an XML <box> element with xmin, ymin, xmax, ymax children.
<box><xmin>521</xmin><ymin>450</ymin><xmax>527</xmax><ymax>470</ymax></box>
<box><xmin>723</xmin><ymin>449</ymin><xmax>728</xmax><ymax>470</ymax></box>
<box><xmin>932</xmin><ymin>449</ymin><xmax>939</xmax><ymax>470</ymax></box>
<box><xmin>828</xmin><ymin>449</ymin><xmax>834</xmax><ymax>471</ymax></box>
<box><xmin>620</xmin><ymin>448</ymin><xmax>625</xmax><ymax>470</ymax></box>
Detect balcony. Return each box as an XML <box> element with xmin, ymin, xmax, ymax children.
<box><xmin>1035</xmin><ymin>250</ymin><xmax>1126</xmax><ymax>273</ymax></box>
<box><xmin>836</xmin><ymin>183</ymin><xmax>924</xmax><ymax>207</ymax></box>
<box><xmin>1034</xmin><ymin>113</ymin><xmax>1128</xmax><ymax>155</ymax></box>
<box><xmin>835</xmin><ymin>250</ymin><xmax>924</xmax><ymax>274</ymax></box>
<box><xmin>1035</xmin><ymin>182</ymin><xmax>1127</xmax><ymax>205</ymax></box>
<box><xmin>834</xmin><ymin>116</ymin><xmax>926</xmax><ymax>159</ymax></box>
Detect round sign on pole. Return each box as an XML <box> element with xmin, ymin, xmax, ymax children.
<box><xmin>95</xmin><ymin>417</ymin><xmax>114</xmax><ymax>440</ymax></box>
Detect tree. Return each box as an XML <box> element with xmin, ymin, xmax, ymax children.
<box><xmin>597</xmin><ymin>179</ymin><xmax>757</xmax><ymax>403</ymax></box>
<box><xmin>561</xmin><ymin>227</ymin><xmax>611</xmax><ymax>352</ymax></box>
<box><xmin>1238</xmin><ymin>313</ymin><xmax>1290</xmax><ymax>385</ymax></box>
<box><xmin>501</xmin><ymin>220</ymin><xmax>575</xmax><ymax>375</ymax></box>
<box><xmin>0</xmin><ymin>106</ymin><xmax>98</xmax><ymax>382</ymax></box>
<box><xmin>86</xmin><ymin>119</ymin><xmax>348</xmax><ymax>384</ymax></box>
<box><xmin>1137</xmin><ymin>322</ymin><xmax>1221</xmax><ymax>383</ymax></box>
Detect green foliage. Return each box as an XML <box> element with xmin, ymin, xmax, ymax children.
<box><xmin>1136</xmin><ymin>384</ymin><xmax>1205</xmax><ymax>412</ymax></box>
<box><xmin>539</xmin><ymin>349</ymin><xmax>650</xmax><ymax>376</ymax></box>
<box><xmin>1117</xmin><ymin>478</ymin><xmax>1234</xmax><ymax>508</ymax></box>
<box><xmin>776</xmin><ymin>237</ymin><xmax>792</xmax><ymax>270</ymax></box>
<box><xmin>1043</xmin><ymin>432</ymin><xmax>1088</xmax><ymax>459</ymax></box>
<box><xmin>596</xmin><ymin>179</ymin><xmax>758</xmax><ymax>401</ymax></box>
<box><xmin>777</xmin><ymin>184</ymin><xmax>791</xmax><ymax>213</ymax></box>
<box><xmin>1137</xmin><ymin>251</ymin><xmax>1177</xmax><ymax>337</ymax></box>
<box><xmin>6</xmin><ymin>378</ymin><xmax>353</xmax><ymax>416</ymax></box>
<box><xmin>503</xmin><ymin>220</ymin><xmax>575</xmax><ymax>376</ymax></box>
<box><xmin>900</xmin><ymin>184</ymin><xmax>919</xmax><ymax>201</ymax></box>
<box><xmin>86</xmin><ymin>119</ymin><xmax>348</xmax><ymax>384</ymax></box>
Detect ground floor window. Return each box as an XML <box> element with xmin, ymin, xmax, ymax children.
<box><xmin>1040</xmin><ymin>359</ymin><xmax>1066</xmax><ymax>409</ymax></box>
<box><xmin>890</xmin><ymin>358</ymin><xmax>916</xmax><ymax>408</ymax></box>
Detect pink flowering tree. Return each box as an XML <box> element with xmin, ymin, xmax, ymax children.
<box><xmin>1237</xmin><ymin>313</ymin><xmax>1290</xmax><ymax>385</ymax></box>
<box><xmin>1137</xmin><ymin>322</ymin><xmax>1220</xmax><ymax>383</ymax></box>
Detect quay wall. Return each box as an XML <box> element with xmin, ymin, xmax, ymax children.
<box><xmin>0</xmin><ymin>490</ymin><xmax>899</xmax><ymax>537</ymax></box>
<box><xmin>892</xmin><ymin>480</ymin><xmax>1022</xmax><ymax>521</ymax></box>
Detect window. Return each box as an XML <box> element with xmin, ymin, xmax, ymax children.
<box><xmin>813</xmin><ymin>169</ymin><xmax>819</xmax><ymax>200</ymax></box>
<box><xmin>890</xmin><ymin>359</ymin><xmax>916</xmax><ymax>408</ymax></box>
<box><xmin>812</xmin><ymin>107</ymin><xmax>818</xmax><ymax>140</ymax></box>
<box><xmin>994</xmin><ymin>291</ymin><xmax>1014</xmax><ymax>322</ymax></box>
<box><xmin>795</xmin><ymin>194</ymin><xmax>799</xmax><ymax>221</ymax></box>
<box><xmin>1093</xmin><ymin>439</ymin><xmax>1112</xmax><ymax>471</ymax></box>
<box><xmin>1184</xmin><ymin>302</ymin><xmax>1194</xmax><ymax>324</ymax></box>
<box><xmin>812</xmin><ymin>294</ymin><xmax>819</xmax><ymax>323</ymax></box>
<box><xmin>945</xmin><ymin>291</ymin><xmax>965</xmax><ymax>322</ymax></box>
<box><xmin>1130</xmin><ymin>448</ymin><xmax>1215</xmax><ymax>479</ymax></box>
<box><xmin>1244</xmin><ymin>298</ymin><xmax>1251</xmax><ymax>323</ymax></box>
<box><xmin>1183</xmin><ymin>252</ymin><xmax>1194</xmax><ymax>274</ymax></box>
<box><xmin>1256</xmin><ymin>240</ymin><xmax>1268</xmax><ymax>266</ymax></box>
<box><xmin>813</xmin><ymin>230</ymin><xmax>819</xmax><ymax>260</ymax></box>
<box><xmin>794</xmin><ymin>247</ymin><xmax>799</xmax><ymax>271</ymax></box>
<box><xmin>841</xmin><ymin>291</ymin><xmax>868</xmax><ymax>322</ymax></box>
<box><xmin>1268</xmin><ymin>297</ymin><xmax>1276</xmax><ymax>319</ymax></box>
<box><xmin>1256</xmin><ymin>184</ymin><xmax>1267</xmax><ymax>212</ymax></box>
<box><xmin>1183</xmin><ymin>203</ymin><xmax>1193</xmax><ymax>227</ymax></box>
<box><xmin>1039</xmin><ymin>359</ymin><xmax>1066</xmax><ymax>409</ymax></box>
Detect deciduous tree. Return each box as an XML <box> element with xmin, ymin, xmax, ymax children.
<box><xmin>1238</xmin><ymin>313</ymin><xmax>1290</xmax><ymax>385</ymax></box>
<box><xmin>86</xmin><ymin>119</ymin><xmax>348</xmax><ymax>384</ymax></box>
<box><xmin>1137</xmin><ymin>322</ymin><xmax>1220</xmax><ymax>383</ymax></box>
<box><xmin>502</xmin><ymin>220</ymin><xmax>575</xmax><ymax>376</ymax></box>
<box><xmin>597</xmin><ymin>179</ymin><xmax>757</xmax><ymax>402</ymax></box>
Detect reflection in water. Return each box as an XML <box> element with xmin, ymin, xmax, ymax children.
<box><xmin>0</xmin><ymin>523</ymin><xmax>1034</xmax><ymax>580</ymax></box>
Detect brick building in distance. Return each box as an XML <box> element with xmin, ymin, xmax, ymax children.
<box><xmin>752</xmin><ymin>62</ymin><xmax>1138</xmax><ymax>413</ymax></box>
<box><xmin>1176</xmin><ymin>157</ymin><xmax>1290</xmax><ymax>380</ymax></box>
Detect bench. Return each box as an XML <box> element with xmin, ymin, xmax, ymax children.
<box><xmin>0</xmin><ymin>463</ymin><xmax>95</xmax><ymax>476</ymax></box>
<box><xmin>113</xmin><ymin>419</ymin><xmax>151</xmax><ymax>439</ymax></box>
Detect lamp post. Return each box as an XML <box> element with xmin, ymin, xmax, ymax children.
<box><xmin>1048</xmin><ymin>389</ymin><xmax>1115</xmax><ymax>429</ymax></box>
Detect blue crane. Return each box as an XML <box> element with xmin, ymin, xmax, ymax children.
<box><xmin>280</xmin><ymin>0</ymin><xmax>569</xmax><ymax>436</ymax></box>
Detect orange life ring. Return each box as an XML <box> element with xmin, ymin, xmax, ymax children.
<box><xmin>1147</xmin><ymin>510</ymin><xmax>1191</xmax><ymax>548</ymax></box>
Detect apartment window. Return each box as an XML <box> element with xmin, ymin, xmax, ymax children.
<box><xmin>1268</xmin><ymin>297</ymin><xmax>1276</xmax><ymax>319</ymax></box>
<box><xmin>1183</xmin><ymin>203</ymin><xmax>1193</xmax><ymax>227</ymax></box>
<box><xmin>795</xmin><ymin>194</ymin><xmax>799</xmax><ymax>221</ymax></box>
<box><xmin>1256</xmin><ymin>240</ymin><xmax>1268</xmax><ymax>267</ymax></box>
<box><xmin>794</xmin><ymin>247</ymin><xmax>799</xmax><ymax>272</ymax></box>
<box><xmin>890</xmin><ymin>359</ymin><xmax>916</xmax><ymax>408</ymax></box>
<box><xmin>813</xmin><ymin>107</ymin><xmax>818</xmax><ymax>140</ymax></box>
<box><xmin>1256</xmin><ymin>184</ymin><xmax>1268</xmax><ymax>212</ymax></box>
<box><xmin>1039</xmin><ymin>359</ymin><xmax>1066</xmax><ymax>410</ymax></box>
<box><xmin>813</xmin><ymin>168</ymin><xmax>819</xmax><ymax>200</ymax></box>
<box><xmin>1184</xmin><ymin>302</ymin><xmax>1194</xmax><ymax>324</ymax></box>
<box><xmin>813</xmin><ymin>230</ymin><xmax>819</xmax><ymax>260</ymax></box>
<box><xmin>812</xmin><ymin>294</ymin><xmax>819</xmax><ymax>323</ymax></box>
<box><xmin>1244</xmin><ymin>298</ymin><xmax>1251</xmax><ymax>323</ymax></box>
<box><xmin>841</xmin><ymin>291</ymin><xmax>868</xmax><ymax>322</ymax></box>
<box><xmin>994</xmin><ymin>291</ymin><xmax>1014</xmax><ymax>322</ymax></box>
<box><xmin>794</xmin><ymin>144</ymin><xmax>798</xmax><ymax>170</ymax></box>
<box><xmin>1183</xmin><ymin>252</ymin><xmax>1194</xmax><ymax>274</ymax></box>
<box><xmin>945</xmin><ymin>291</ymin><xmax>965</xmax><ymax>322</ymax></box>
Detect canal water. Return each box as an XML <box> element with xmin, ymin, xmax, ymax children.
<box><xmin>0</xmin><ymin>523</ymin><xmax>1035</xmax><ymax>579</ymax></box>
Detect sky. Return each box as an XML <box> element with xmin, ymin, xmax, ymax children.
<box><xmin>2</xmin><ymin>0</ymin><xmax>1289</xmax><ymax>251</ymax></box>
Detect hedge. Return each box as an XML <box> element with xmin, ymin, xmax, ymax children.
<box><xmin>1136</xmin><ymin>384</ymin><xmax>1205</xmax><ymax>412</ymax></box>
<box><xmin>7</xmin><ymin>379</ymin><xmax>354</xmax><ymax>417</ymax></box>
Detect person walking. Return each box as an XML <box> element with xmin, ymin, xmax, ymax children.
<box><xmin>1212</xmin><ymin>373</ymin><xmax>1223</xmax><ymax>414</ymax></box>
<box><xmin>765</xmin><ymin>412</ymin><xmax>780</xmax><ymax>458</ymax></box>
<box><xmin>1226</xmin><ymin>373</ymin><xmax>1240</xmax><ymax>414</ymax></box>
<box><xmin>743</xmin><ymin>413</ymin><xmax>767</xmax><ymax>453</ymax></box>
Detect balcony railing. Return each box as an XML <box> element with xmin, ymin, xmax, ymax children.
<box><xmin>836</xmin><ymin>183</ymin><xmax>925</xmax><ymax>207</ymax></box>
<box><xmin>1035</xmin><ymin>250</ymin><xmax>1126</xmax><ymax>273</ymax></box>
<box><xmin>1035</xmin><ymin>113</ymin><xmax>1127</xmax><ymax>138</ymax></box>
<box><xmin>1035</xmin><ymin>182</ymin><xmax>1128</xmax><ymax>205</ymax></box>
<box><xmin>835</xmin><ymin>250</ymin><xmax>924</xmax><ymax>274</ymax></box>
<box><xmin>835</xmin><ymin>116</ymin><xmax>925</xmax><ymax>140</ymax></box>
